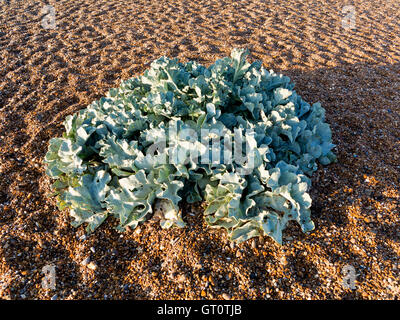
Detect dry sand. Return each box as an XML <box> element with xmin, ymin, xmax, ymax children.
<box><xmin>0</xmin><ymin>0</ymin><xmax>399</xmax><ymax>299</ymax></box>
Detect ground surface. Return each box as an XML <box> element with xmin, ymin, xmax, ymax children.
<box><xmin>0</xmin><ymin>0</ymin><xmax>399</xmax><ymax>300</ymax></box>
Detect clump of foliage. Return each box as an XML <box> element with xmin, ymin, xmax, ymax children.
<box><xmin>45</xmin><ymin>49</ymin><xmax>336</xmax><ymax>244</ymax></box>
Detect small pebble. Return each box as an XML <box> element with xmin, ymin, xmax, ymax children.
<box><xmin>87</xmin><ymin>262</ymin><xmax>97</xmax><ymax>271</ymax></box>
<box><xmin>177</xmin><ymin>274</ymin><xmax>187</xmax><ymax>282</ymax></box>
<box><xmin>222</xmin><ymin>293</ymin><xmax>231</xmax><ymax>300</ymax></box>
<box><xmin>81</xmin><ymin>257</ymin><xmax>91</xmax><ymax>266</ymax></box>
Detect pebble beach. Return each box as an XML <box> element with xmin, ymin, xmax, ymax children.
<box><xmin>0</xmin><ymin>0</ymin><xmax>399</xmax><ymax>299</ymax></box>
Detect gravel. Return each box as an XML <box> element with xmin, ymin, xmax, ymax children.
<box><xmin>0</xmin><ymin>0</ymin><xmax>399</xmax><ymax>300</ymax></box>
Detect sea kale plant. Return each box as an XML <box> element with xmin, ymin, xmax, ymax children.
<box><xmin>45</xmin><ymin>49</ymin><xmax>336</xmax><ymax>244</ymax></box>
